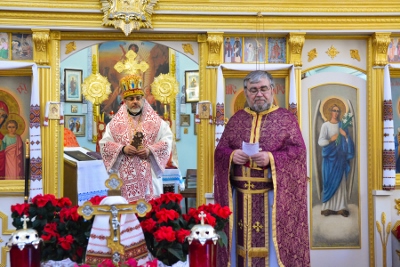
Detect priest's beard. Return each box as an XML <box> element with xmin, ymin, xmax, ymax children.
<box><xmin>128</xmin><ymin>107</ymin><xmax>142</xmax><ymax>114</ymax></box>
<box><xmin>250</xmin><ymin>99</ymin><xmax>273</xmax><ymax>112</ymax></box>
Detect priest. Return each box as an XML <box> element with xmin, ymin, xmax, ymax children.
<box><xmin>214</xmin><ymin>70</ymin><xmax>310</xmax><ymax>267</ymax></box>
<box><xmin>99</xmin><ymin>74</ymin><xmax>173</xmax><ymax>203</ymax></box>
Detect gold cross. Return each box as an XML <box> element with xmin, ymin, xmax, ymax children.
<box><xmin>244</xmin><ymin>181</ymin><xmax>255</xmax><ymax>189</ymax></box>
<box><xmin>252</xmin><ymin>221</ymin><xmax>263</xmax><ymax>233</ymax></box>
<box><xmin>238</xmin><ymin>219</ymin><xmax>244</xmax><ymax>230</ymax></box>
<box><xmin>77</xmin><ymin>199</ymin><xmax>151</xmax><ymax>255</ymax></box>
<box><xmin>114</xmin><ymin>50</ymin><xmax>149</xmax><ymax>75</ymax></box>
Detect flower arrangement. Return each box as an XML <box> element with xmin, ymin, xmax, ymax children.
<box><xmin>138</xmin><ymin>193</ymin><xmax>191</xmax><ymax>266</ymax></box>
<box><xmin>137</xmin><ymin>192</ymin><xmax>232</xmax><ymax>266</ymax></box>
<box><xmin>183</xmin><ymin>203</ymin><xmax>232</xmax><ymax>247</ymax></box>
<box><xmin>10</xmin><ymin>194</ymin><xmax>99</xmax><ymax>263</ymax></box>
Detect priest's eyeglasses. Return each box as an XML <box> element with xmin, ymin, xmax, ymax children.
<box><xmin>246</xmin><ymin>86</ymin><xmax>272</xmax><ymax>95</ymax></box>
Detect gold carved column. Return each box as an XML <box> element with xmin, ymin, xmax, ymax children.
<box><xmin>371</xmin><ymin>32</ymin><xmax>391</xmax><ymax>191</ymax></box>
<box><xmin>196</xmin><ymin>32</ymin><xmax>223</xmax><ymax>206</ymax></box>
<box><xmin>369</xmin><ymin>32</ymin><xmax>391</xmax><ymax>267</ymax></box>
<box><xmin>32</xmin><ymin>29</ymin><xmax>62</xmax><ymax>196</ymax></box>
<box><xmin>287</xmin><ymin>32</ymin><xmax>305</xmax><ymax>125</ymax></box>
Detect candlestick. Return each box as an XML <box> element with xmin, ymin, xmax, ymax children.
<box><xmin>24</xmin><ymin>139</ymin><xmax>30</xmax><ymax>203</ymax></box>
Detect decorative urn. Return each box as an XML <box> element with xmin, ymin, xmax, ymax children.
<box><xmin>187</xmin><ymin>211</ymin><xmax>219</xmax><ymax>267</ymax></box>
<box><xmin>6</xmin><ymin>215</ymin><xmax>42</xmax><ymax>267</ymax></box>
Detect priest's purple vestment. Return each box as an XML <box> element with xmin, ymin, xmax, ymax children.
<box><xmin>214</xmin><ymin>106</ymin><xmax>310</xmax><ymax>267</ymax></box>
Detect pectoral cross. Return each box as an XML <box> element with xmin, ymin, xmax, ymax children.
<box><xmin>114</xmin><ymin>50</ymin><xmax>149</xmax><ymax>75</ymax></box>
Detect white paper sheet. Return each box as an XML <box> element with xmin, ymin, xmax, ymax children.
<box><xmin>242</xmin><ymin>141</ymin><xmax>259</xmax><ymax>156</ymax></box>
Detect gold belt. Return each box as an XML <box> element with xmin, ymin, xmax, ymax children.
<box><xmin>232</xmin><ymin>176</ymin><xmax>273</xmax><ymax>194</ymax></box>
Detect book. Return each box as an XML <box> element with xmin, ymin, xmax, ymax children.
<box><xmin>64</xmin><ymin>150</ymin><xmax>96</xmax><ymax>161</ymax></box>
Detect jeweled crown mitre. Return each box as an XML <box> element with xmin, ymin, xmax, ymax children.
<box><xmin>119</xmin><ymin>74</ymin><xmax>144</xmax><ymax>98</ymax></box>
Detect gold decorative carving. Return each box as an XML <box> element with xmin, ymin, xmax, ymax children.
<box><xmin>82</xmin><ymin>55</ymin><xmax>112</xmax><ymax>142</ymax></box>
<box><xmin>2</xmin><ymin>246</ymin><xmax>9</xmax><ymax>267</ymax></box>
<box><xmin>288</xmin><ymin>33</ymin><xmax>305</xmax><ymax>66</ymax></box>
<box><xmin>376</xmin><ymin>212</ymin><xmax>391</xmax><ymax>267</ymax></box>
<box><xmin>114</xmin><ymin>50</ymin><xmax>149</xmax><ymax>75</ymax></box>
<box><xmin>82</xmin><ymin>55</ymin><xmax>112</xmax><ymax>105</ymax></box>
<box><xmin>207</xmin><ymin>33</ymin><xmax>223</xmax><ymax>66</ymax></box>
<box><xmin>182</xmin><ymin>43</ymin><xmax>194</xmax><ymax>55</ymax></box>
<box><xmin>65</xmin><ymin>41</ymin><xmax>77</xmax><ymax>54</ymax></box>
<box><xmin>32</xmin><ymin>29</ymin><xmax>50</xmax><ymax>65</ymax></box>
<box><xmin>151</xmin><ymin>73</ymin><xmax>179</xmax><ymax>122</ymax></box>
<box><xmin>372</xmin><ymin>32</ymin><xmax>391</xmax><ymax>66</ymax></box>
<box><xmin>99</xmin><ymin>0</ymin><xmax>159</xmax><ymax>36</ymax></box>
<box><xmin>308</xmin><ymin>48</ymin><xmax>318</xmax><ymax>62</ymax></box>
<box><xmin>350</xmin><ymin>49</ymin><xmax>361</xmax><ymax>61</ymax></box>
<box><xmin>0</xmin><ymin>211</ymin><xmax>14</xmax><ymax>235</ymax></box>
<box><xmin>395</xmin><ymin>198</ymin><xmax>400</xmax><ymax>214</ymax></box>
<box><xmin>151</xmin><ymin>73</ymin><xmax>179</xmax><ymax>106</ymax></box>
<box><xmin>326</xmin><ymin>45</ymin><xmax>340</xmax><ymax>59</ymax></box>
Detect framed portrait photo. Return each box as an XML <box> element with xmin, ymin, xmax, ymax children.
<box><xmin>64</xmin><ymin>115</ymin><xmax>86</xmax><ymax>137</ymax></box>
<box><xmin>64</xmin><ymin>69</ymin><xmax>83</xmax><ymax>102</ymax></box>
<box><xmin>185</xmin><ymin>70</ymin><xmax>199</xmax><ymax>103</ymax></box>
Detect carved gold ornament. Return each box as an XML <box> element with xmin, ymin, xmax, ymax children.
<box><xmin>151</xmin><ymin>73</ymin><xmax>179</xmax><ymax>105</ymax></box>
<box><xmin>376</xmin><ymin>212</ymin><xmax>391</xmax><ymax>267</ymax></box>
<box><xmin>82</xmin><ymin>56</ymin><xmax>112</xmax><ymax>105</ymax></box>
<box><xmin>182</xmin><ymin>43</ymin><xmax>194</xmax><ymax>55</ymax></box>
<box><xmin>99</xmin><ymin>0</ymin><xmax>159</xmax><ymax>36</ymax></box>
<box><xmin>65</xmin><ymin>42</ymin><xmax>77</xmax><ymax>54</ymax></box>
<box><xmin>114</xmin><ymin>50</ymin><xmax>149</xmax><ymax>75</ymax></box>
<box><xmin>326</xmin><ymin>45</ymin><xmax>340</xmax><ymax>59</ymax></box>
<box><xmin>308</xmin><ymin>48</ymin><xmax>318</xmax><ymax>62</ymax></box>
<box><xmin>395</xmin><ymin>198</ymin><xmax>400</xmax><ymax>214</ymax></box>
<box><xmin>350</xmin><ymin>49</ymin><xmax>360</xmax><ymax>61</ymax></box>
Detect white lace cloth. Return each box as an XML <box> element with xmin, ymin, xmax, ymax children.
<box><xmin>41</xmin><ymin>258</ymin><xmax>76</xmax><ymax>267</ymax></box>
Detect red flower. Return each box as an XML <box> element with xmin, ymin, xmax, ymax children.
<box><xmin>204</xmin><ymin>213</ymin><xmax>216</xmax><ymax>227</ymax></box>
<box><xmin>57</xmin><ymin>197</ymin><xmax>72</xmax><ymax>208</ymax></box>
<box><xmin>59</xmin><ymin>206</ymin><xmax>80</xmax><ymax>222</ymax></box>
<box><xmin>153</xmin><ymin>226</ymin><xmax>176</xmax><ymax>242</ymax></box>
<box><xmin>160</xmin><ymin>192</ymin><xmax>183</xmax><ymax>204</ymax></box>
<box><xmin>124</xmin><ymin>257</ymin><xmax>139</xmax><ymax>267</ymax></box>
<box><xmin>41</xmin><ymin>234</ymin><xmax>54</xmax><ymax>241</ymax></box>
<box><xmin>57</xmin><ymin>234</ymin><xmax>74</xmax><ymax>250</ymax></box>
<box><xmin>216</xmin><ymin>205</ymin><xmax>232</xmax><ymax>219</ymax></box>
<box><xmin>98</xmin><ymin>259</ymin><xmax>115</xmax><ymax>267</ymax></box>
<box><xmin>176</xmin><ymin>228</ymin><xmax>191</xmax><ymax>243</ymax></box>
<box><xmin>43</xmin><ymin>222</ymin><xmax>59</xmax><ymax>236</ymax></box>
<box><xmin>140</xmin><ymin>218</ymin><xmax>157</xmax><ymax>233</ymax></box>
<box><xmin>155</xmin><ymin>208</ymin><xmax>179</xmax><ymax>223</ymax></box>
<box><xmin>144</xmin><ymin>259</ymin><xmax>158</xmax><ymax>267</ymax></box>
<box><xmin>89</xmin><ymin>195</ymin><xmax>106</xmax><ymax>205</ymax></box>
<box><xmin>31</xmin><ymin>194</ymin><xmax>57</xmax><ymax>208</ymax></box>
<box><xmin>11</xmin><ymin>203</ymin><xmax>30</xmax><ymax>216</ymax></box>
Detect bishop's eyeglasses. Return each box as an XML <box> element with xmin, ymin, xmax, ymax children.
<box><xmin>245</xmin><ymin>85</ymin><xmax>272</xmax><ymax>95</ymax></box>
